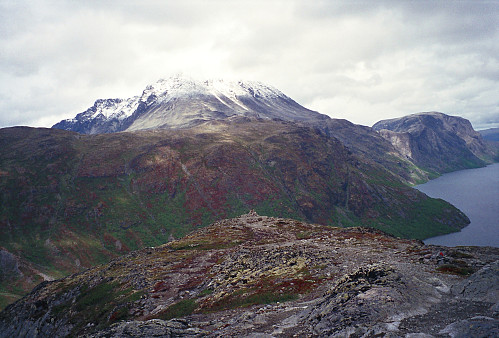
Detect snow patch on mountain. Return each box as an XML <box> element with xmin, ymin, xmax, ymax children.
<box><xmin>91</xmin><ymin>97</ymin><xmax>140</xmax><ymax>120</ymax></box>
<box><xmin>138</xmin><ymin>76</ymin><xmax>285</xmax><ymax>106</ymax></box>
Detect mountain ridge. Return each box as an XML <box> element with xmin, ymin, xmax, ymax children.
<box><xmin>373</xmin><ymin>112</ymin><xmax>497</xmax><ymax>174</ymax></box>
<box><xmin>52</xmin><ymin>77</ymin><xmax>496</xmax><ymax>183</ymax></box>
<box><xmin>480</xmin><ymin>127</ymin><xmax>499</xmax><ymax>142</ymax></box>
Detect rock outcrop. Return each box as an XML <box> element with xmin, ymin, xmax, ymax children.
<box><xmin>84</xmin><ymin>318</ymin><xmax>206</xmax><ymax>337</ymax></box>
<box><xmin>0</xmin><ymin>213</ymin><xmax>497</xmax><ymax>337</ymax></box>
<box><xmin>0</xmin><ymin>250</ymin><xmax>21</xmax><ymax>281</ymax></box>
<box><xmin>452</xmin><ymin>260</ymin><xmax>499</xmax><ymax>303</ymax></box>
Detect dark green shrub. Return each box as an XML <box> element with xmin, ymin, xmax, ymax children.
<box><xmin>158</xmin><ymin>299</ymin><xmax>198</xmax><ymax>320</ymax></box>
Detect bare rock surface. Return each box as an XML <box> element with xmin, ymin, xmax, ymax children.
<box><xmin>0</xmin><ymin>212</ymin><xmax>498</xmax><ymax>337</ymax></box>
<box><xmin>0</xmin><ymin>249</ymin><xmax>21</xmax><ymax>281</ymax></box>
<box><xmin>84</xmin><ymin>318</ymin><xmax>206</xmax><ymax>337</ymax></box>
<box><xmin>451</xmin><ymin>260</ymin><xmax>499</xmax><ymax>303</ymax></box>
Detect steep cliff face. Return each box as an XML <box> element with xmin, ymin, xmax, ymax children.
<box><xmin>377</xmin><ymin>129</ymin><xmax>413</xmax><ymax>158</ymax></box>
<box><xmin>373</xmin><ymin>112</ymin><xmax>495</xmax><ymax>174</ymax></box>
<box><xmin>0</xmin><ymin>120</ymin><xmax>469</xmax><ymax>309</ymax></box>
<box><xmin>0</xmin><ymin>213</ymin><xmax>497</xmax><ymax>337</ymax></box>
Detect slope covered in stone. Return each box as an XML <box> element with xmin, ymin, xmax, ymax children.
<box><xmin>0</xmin><ymin>212</ymin><xmax>497</xmax><ymax>337</ymax></box>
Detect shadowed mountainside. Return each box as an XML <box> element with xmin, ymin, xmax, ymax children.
<box><xmin>308</xmin><ymin>118</ymin><xmax>429</xmax><ymax>184</ymax></box>
<box><xmin>373</xmin><ymin>112</ymin><xmax>497</xmax><ymax>175</ymax></box>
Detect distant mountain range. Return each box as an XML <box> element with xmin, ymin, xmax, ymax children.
<box><xmin>1</xmin><ymin>75</ymin><xmax>497</xmax><ymax>315</ymax></box>
<box><xmin>480</xmin><ymin>127</ymin><xmax>499</xmax><ymax>142</ymax></box>
<box><xmin>53</xmin><ymin>75</ymin><xmax>497</xmax><ymax>182</ymax></box>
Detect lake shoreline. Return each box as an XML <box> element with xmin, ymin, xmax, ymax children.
<box><xmin>415</xmin><ymin>163</ymin><xmax>499</xmax><ymax>248</ymax></box>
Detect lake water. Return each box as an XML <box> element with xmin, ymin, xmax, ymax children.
<box><xmin>415</xmin><ymin>163</ymin><xmax>499</xmax><ymax>247</ymax></box>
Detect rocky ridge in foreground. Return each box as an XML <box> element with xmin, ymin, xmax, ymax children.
<box><xmin>1</xmin><ymin>212</ymin><xmax>497</xmax><ymax>337</ymax></box>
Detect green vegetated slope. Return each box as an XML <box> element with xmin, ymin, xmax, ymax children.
<box><xmin>0</xmin><ymin>119</ymin><xmax>468</xmax><ymax>308</ymax></box>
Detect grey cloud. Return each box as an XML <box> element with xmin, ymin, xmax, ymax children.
<box><xmin>0</xmin><ymin>0</ymin><xmax>498</xmax><ymax>129</ymax></box>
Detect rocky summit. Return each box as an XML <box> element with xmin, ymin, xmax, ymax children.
<box><xmin>0</xmin><ymin>212</ymin><xmax>497</xmax><ymax>337</ymax></box>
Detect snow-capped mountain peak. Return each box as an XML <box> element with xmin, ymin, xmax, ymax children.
<box><xmin>52</xmin><ymin>75</ymin><xmax>325</xmax><ymax>134</ymax></box>
<box><xmin>141</xmin><ymin>75</ymin><xmax>203</xmax><ymax>101</ymax></box>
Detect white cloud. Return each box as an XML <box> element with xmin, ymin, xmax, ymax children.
<box><xmin>1</xmin><ymin>0</ymin><xmax>498</xmax><ymax>129</ymax></box>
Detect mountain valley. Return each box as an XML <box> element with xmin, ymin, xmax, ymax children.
<box><xmin>1</xmin><ymin>116</ymin><xmax>473</xmax><ymax>310</ymax></box>
<box><xmin>1</xmin><ymin>76</ymin><xmax>498</xmax><ymax>336</ymax></box>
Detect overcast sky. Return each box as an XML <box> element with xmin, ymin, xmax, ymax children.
<box><xmin>1</xmin><ymin>0</ymin><xmax>498</xmax><ymax>130</ymax></box>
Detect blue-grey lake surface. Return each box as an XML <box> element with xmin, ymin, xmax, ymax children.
<box><xmin>415</xmin><ymin>163</ymin><xmax>499</xmax><ymax>247</ymax></box>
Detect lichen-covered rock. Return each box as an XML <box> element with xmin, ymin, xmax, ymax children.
<box><xmin>85</xmin><ymin>318</ymin><xmax>206</xmax><ymax>337</ymax></box>
<box><xmin>451</xmin><ymin>260</ymin><xmax>499</xmax><ymax>303</ymax></box>
<box><xmin>306</xmin><ymin>264</ymin><xmax>411</xmax><ymax>336</ymax></box>
<box><xmin>439</xmin><ymin>316</ymin><xmax>499</xmax><ymax>338</ymax></box>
